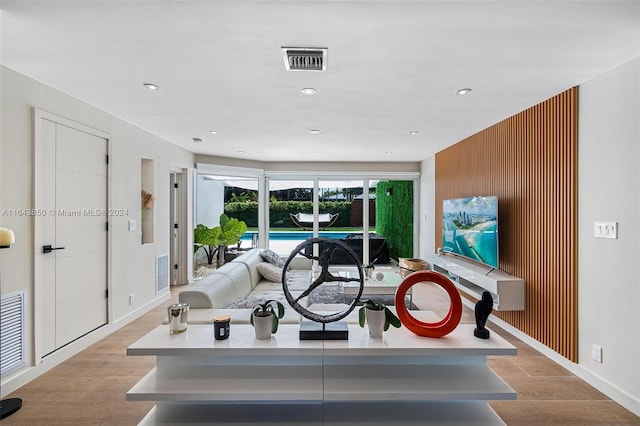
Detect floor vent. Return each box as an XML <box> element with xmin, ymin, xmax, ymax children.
<box><xmin>1</xmin><ymin>290</ymin><xmax>27</xmax><ymax>376</ymax></box>
<box><xmin>282</xmin><ymin>47</ymin><xmax>327</xmax><ymax>71</ymax></box>
<box><xmin>156</xmin><ymin>254</ymin><xmax>169</xmax><ymax>294</ymax></box>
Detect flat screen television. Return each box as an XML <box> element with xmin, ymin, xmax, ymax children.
<box><xmin>442</xmin><ymin>195</ymin><xmax>498</xmax><ymax>269</ymax></box>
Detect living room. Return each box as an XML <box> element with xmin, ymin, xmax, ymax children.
<box><xmin>1</xmin><ymin>1</ymin><xmax>638</xmax><ymax>424</ymax></box>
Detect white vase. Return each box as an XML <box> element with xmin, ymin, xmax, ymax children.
<box><xmin>253</xmin><ymin>313</ymin><xmax>273</xmax><ymax>340</ymax></box>
<box><xmin>366</xmin><ymin>308</ymin><xmax>386</xmax><ymax>338</ymax></box>
<box><xmin>365</xmin><ymin>267</ymin><xmax>374</xmax><ymax>279</ymax></box>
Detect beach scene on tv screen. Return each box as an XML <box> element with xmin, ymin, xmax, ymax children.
<box><xmin>442</xmin><ymin>196</ymin><xmax>498</xmax><ymax>268</ymax></box>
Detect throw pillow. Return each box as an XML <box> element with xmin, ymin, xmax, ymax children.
<box><xmin>260</xmin><ymin>249</ymin><xmax>286</xmax><ymax>269</ymax></box>
<box><xmin>257</xmin><ymin>262</ymin><xmax>286</xmax><ymax>283</ymax></box>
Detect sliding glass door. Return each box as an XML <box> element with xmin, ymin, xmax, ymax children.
<box><xmin>194</xmin><ymin>173</ymin><xmax>259</xmax><ymax>275</ymax></box>
<box><xmin>267</xmin><ymin>178</ymin><xmax>314</xmax><ymax>254</ymax></box>
<box><xmin>192</xmin><ymin>167</ymin><xmax>419</xmax><ymax>280</ymax></box>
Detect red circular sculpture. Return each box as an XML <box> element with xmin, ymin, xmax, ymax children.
<box><xmin>394</xmin><ymin>270</ymin><xmax>462</xmax><ymax>338</ymax></box>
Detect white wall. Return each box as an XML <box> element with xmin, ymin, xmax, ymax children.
<box><xmin>578</xmin><ymin>57</ymin><xmax>640</xmax><ymax>412</ymax></box>
<box><xmin>419</xmin><ymin>156</ymin><xmax>435</xmax><ymax>259</ymax></box>
<box><xmin>0</xmin><ymin>66</ymin><xmax>194</xmax><ymax>391</ymax></box>
<box><xmin>196</xmin><ymin>176</ymin><xmax>225</xmax><ymax>228</ymax></box>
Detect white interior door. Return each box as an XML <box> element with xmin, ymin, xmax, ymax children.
<box><xmin>38</xmin><ymin>118</ymin><xmax>108</xmax><ymax>357</ymax></box>
<box><xmin>170</xmin><ymin>172</ymin><xmax>178</xmax><ymax>285</ymax></box>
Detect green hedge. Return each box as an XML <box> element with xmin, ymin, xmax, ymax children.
<box><xmin>375</xmin><ymin>181</ymin><xmax>413</xmax><ymax>259</ymax></box>
<box><xmin>224</xmin><ymin>201</ymin><xmax>259</xmax><ymax>226</ymax></box>
<box><xmin>224</xmin><ymin>201</ymin><xmax>351</xmax><ymax>228</ymax></box>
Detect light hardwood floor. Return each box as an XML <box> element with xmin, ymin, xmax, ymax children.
<box><xmin>3</xmin><ymin>284</ymin><xmax>639</xmax><ymax>425</ymax></box>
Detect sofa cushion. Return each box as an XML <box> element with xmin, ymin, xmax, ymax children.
<box><xmin>178</xmin><ymin>273</ymin><xmax>239</xmax><ymax>309</ymax></box>
<box><xmin>214</xmin><ymin>262</ymin><xmax>252</xmax><ymax>298</ymax></box>
<box><xmin>285</xmin><ymin>255</ymin><xmax>313</xmax><ymax>270</ymax></box>
<box><xmin>286</xmin><ymin>270</ymin><xmax>312</xmax><ymax>291</ymax></box>
<box><xmin>231</xmin><ymin>249</ymin><xmax>265</xmax><ymax>289</ymax></box>
<box><xmin>253</xmin><ymin>281</ymin><xmax>284</xmax><ymax>292</ymax></box>
<box><xmin>256</xmin><ymin>262</ymin><xmax>287</xmax><ymax>283</ymax></box>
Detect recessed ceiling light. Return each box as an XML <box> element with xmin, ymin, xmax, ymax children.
<box><xmin>301</xmin><ymin>88</ymin><xmax>317</xmax><ymax>95</ymax></box>
<box><xmin>456</xmin><ymin>88</ymin><xmax>472</xmax><ymax>95</ymax></box>
<box><xmin>209</xmin><ymin>130</ymin><xmax>217</xmax><ymax>135</ymax></box>
<box><xmin>309</xmin><ymin>129</ymin><xmax>321</xmax><ymax>134</ymax></box>
<box><xmin>313</xmin><ymin>151</ymin><xmax>319</xmax><ymax>155</ymax></box>
<box><xmin>143</xmin><ymin>83</ymin><xmax>159</xmax><ymax>90</ymax></box>
<box><xmin>237</xmin><ymin>150</ymin><xmax>244</xmax><ymax>154</ymax></box>
<box><xmin>386</xmin><ymin>151</ymin><xmax>393</xmax><ymax>155</ymax></box>
<box><xmin>192</xmin><ymin>137</ymin><xmax>203</xmax><ymax>143</ymax></box>
<box><xmin>409</xmin><ymin>131</ymin><xmax>419</xmax><ymax>135</ymax></box>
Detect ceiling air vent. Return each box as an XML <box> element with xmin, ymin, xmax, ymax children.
<box><xmin>282</xmin><ymin>47</ymin><xmax>327</xmax><ymax>71</ymax></box>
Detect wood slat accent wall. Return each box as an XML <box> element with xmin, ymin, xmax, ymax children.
<box><xmin>435</xmin><ymin>88</ymin><xmax>578</xmax><ymax>361</ymax></box>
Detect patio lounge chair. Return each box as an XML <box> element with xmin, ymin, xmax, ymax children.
<box><xmin>289</xmin><ymin>212</ymin><xmax>339</xmax><ymax>231</ymax></box>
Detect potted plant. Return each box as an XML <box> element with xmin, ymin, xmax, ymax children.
<box><xmin>217</xmin><ymin>213</ymin><xmax>248</xmax><ymax>263</ymax></box>
<box><xmin>250</xmin><ymin>300</ymin><xmax>285</xmax><ymax>340</ymax></box>
<box><xmin>358</xmin><ymin>299</ymin><xmax>401</xmax><ymax>338</ymax></box>
<box><xmin>193</xmin><ymin>224</ymin><xmax>222</xmax><ymax>265</ymax></box>
<box><xmin>193</xmin><ymin>214</ymin><xmax>248</xmax><ymax>267</ymax></box>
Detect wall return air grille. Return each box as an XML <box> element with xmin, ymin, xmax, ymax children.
<box><xmin>1</xmin><ymin>290</ymin><xmax>27</xmax><ymax>376</ymax></box>
<box><xmin>282</xmin><ymin>47</ymin><xmax>327</xmax><ymax>71</ymax></box>
<box><xmin>156</xmin><ymin>254</ymin><xmax>169</xmax><ymax>294</ymax></box>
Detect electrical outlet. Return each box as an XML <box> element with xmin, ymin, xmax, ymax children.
<box><xmin>592</xmin><ymin>344</ymin><xmax>602</xmax><ymax>363</ymax></box>
<box><xmin>594</xmin><ymin>221</ymin><xmax>617</xmax><ymax>239</ymax></box>
<box><xmin>129</xmin><ymin>294</ymin><xmax>136</xmax><ymax>305</ymax></box>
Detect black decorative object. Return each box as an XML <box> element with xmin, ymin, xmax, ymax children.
<box><xmin>282</xmin><ymin>238</ymin><xmax>364</xmax><ymax>340</ymax></box>
<box><xmin>474</xmin><ymin>291</ymin><xmax>494</xmax><ymax>339</ymax></box>
<box><xmin>299</xmin><ymin>320</ymin><xmax>349</xmax><ymax>340</ymax></box>
<box><xmin>0</xmin><ymin>398</ymin><xmax>22</xmax><ymax>419</ymax></box>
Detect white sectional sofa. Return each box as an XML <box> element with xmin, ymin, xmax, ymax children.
<box><xmin>178</xmin><ymin>248</ymin><xmax>313</xmax><ymax>324</ymax></box>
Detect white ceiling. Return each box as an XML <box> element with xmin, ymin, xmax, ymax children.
<box><xmin>1</xmin><ymin>1</ymin><xmax>638</xmax><ymax>163</ymax></box>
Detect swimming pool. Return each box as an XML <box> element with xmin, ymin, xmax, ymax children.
<box><xmin>241</xmin><ymin>231</ymin><xmax>350</xmax><ymax>241</ymax></box>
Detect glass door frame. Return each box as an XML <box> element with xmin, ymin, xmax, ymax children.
<box><xmin>195</xmin><ymin>163</ymin><xmax>266</xmax><ymax>249</ymax></box>
<box><xmin>194</xmin><ymin>164</ymin><xmax>421</xmax><ymax>263</ymax></box>
<box><xmin>266</xmin><ymin>171</ymin><xmax>420</xmax><ymax>264</ymax></box>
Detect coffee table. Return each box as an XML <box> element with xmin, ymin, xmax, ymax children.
<box><xmin>332</xmin><ymin>267</ymin><xmax>412</xmax><ymax>304</ymax></box>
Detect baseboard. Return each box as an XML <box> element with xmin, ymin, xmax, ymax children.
<box><xmin>1</xmin><ymin>292</ymin><xmax>170</xmax><ymax>397</ymax></box>
<box><xmin>461</xmin><ymin>298</ymin><xmax>640</xmax><ymax>417</ymax></box>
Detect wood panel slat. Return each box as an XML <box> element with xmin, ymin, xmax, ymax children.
<box><xmin>435</xmin><ymin>88</ymin><xmax>578</xmax><ymax>361</ymax></box>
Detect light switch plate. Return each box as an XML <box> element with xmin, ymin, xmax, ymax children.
<box><xmin>593</xmin><ymin>221</ymin><xmax>617</xmax><ymax>239</ymax></box>
<box><xmin>592</xmin><ymin>344</ymin><xmax>602</xmax><ymax>363</ymax></box>
<box><xmin>128</xmin><ymin>219</ymin><xmax>137</xmax><ymax>231</ymax></box>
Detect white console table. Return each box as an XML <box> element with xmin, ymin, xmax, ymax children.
<box><xmin>127</xmin><ymin>322</ymin><xmax>516</xmax><ymax>425</ymax></box>
<box><xmin>427</xmin><ymin>254</ymin><xmax>525</xmax><ymax>311</ymax></box>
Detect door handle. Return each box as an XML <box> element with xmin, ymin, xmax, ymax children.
<box><xmin>43</xmin><ymin>244</ymin><xmax>66</xmax><ymax>254</ymax></box>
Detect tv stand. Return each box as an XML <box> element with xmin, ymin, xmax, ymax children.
<box><xmin>427</xmin><ymin>253</ymin><xmax>525</xmax><ymax>311</ymax></box>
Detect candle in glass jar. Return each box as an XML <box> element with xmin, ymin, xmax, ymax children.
<box><xmin>213</xmin><ymin>314</ymin><xmax>231</xmax><ymax>340</ymax></box>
